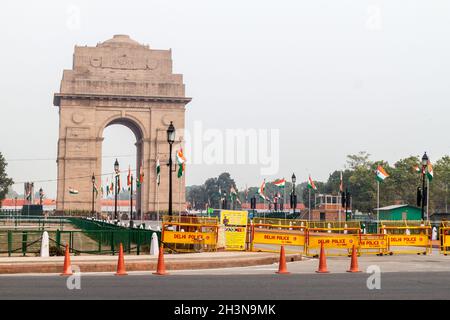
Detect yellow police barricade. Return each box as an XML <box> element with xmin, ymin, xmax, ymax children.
<box><xmin>380</xmin><ymin>221</ymin><xmax>432</xmax><ymax>255</ymax></box>
<box><xmin>359</xmin><ymin>234</ymin><xmax>389</xmax><ymax>256</ymax></box>
<box><xmin>306</xmin><ymin>226</ymin><xmax>361</xmax><ymax>257</ymax></box>
<box><xmin>162</xmin><ymin>216</ymin><xmax>219</xmax><ymax>253</ymax></box>
<box><xmin>250</xmin><ymin>218</ymin><xmax>307</xmax><ymax>254</ymax></box>
<box><xmin>439</xmin><ymin>222</ymin><xmax>450</xmax><ymax>255</ymax></box>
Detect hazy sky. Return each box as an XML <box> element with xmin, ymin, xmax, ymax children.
<box><xmin>1</xmin><ymin>0</ymin><xmax>449</xmax><ymax>198</ymax></box>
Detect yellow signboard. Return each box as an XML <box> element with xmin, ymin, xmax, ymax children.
<box><xmin>308</xmin><ymin>235</ymin><xmax>359</xmax><ymax>249</ymax></box>
<box><xmin>388</xmin><ymin>235</ymin><xmax>429</xmax><ymax>247</ymax></box>
<box><xmin>163</xmin><ymin>231</ymin><xmax>216</xmax><ymax>245</ymax></box>
<box><xmin>220</xmin><ymin>210</ymin><xmax>248</xmax><ymax>227</ymax></box>
<box><xmin>360</xmin><ymin>235</ymin><xmax>388</xmax><ymax>249</ymax></box>
<box><xmin>224</xmin><ymin>226</ymin><xmax>247</xmax><ymax>251</ymax></box>
<box><xmin>253</xmin><ymin>232</ymin><xmax>305</xmax><ymax>246</ymax></box>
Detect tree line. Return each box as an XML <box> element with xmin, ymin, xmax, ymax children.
<box><xmin>187</xmin><ymin>152</ymin><xmax>450</xmax><ymax>214</ymax></box>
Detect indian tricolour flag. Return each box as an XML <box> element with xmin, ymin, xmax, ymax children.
<box><xmin>376</xmin><ymin>166</ymin><xmax>389</xmax><ymax>182</ymax></box>
<box><xmin>307</xmin><ymin>175</ymin><xmax>318</xmax><ymax>190</ymax></box>
<box><xmin>257</xmin><ymin>180</ymin><xmax>266</xmax><ymax>200</ymax></box>
<box><xmin>69</xmin><ymin>187</ymin><xmax>79</xmax><ymax>195</ymax></box>
<box><xmin>273</xmin><ymin>178</ymin><xmax>286</xmax><ymax>188</ymax></box>
<box><xmin>177</xmin><ymin>148</ymin><xmax>186</xmax><ymax>178</ymax></box>
<box><xmin>426</xmin><ymin>162</ymin><xmax>434</xmax><ymax>181</ymax></box>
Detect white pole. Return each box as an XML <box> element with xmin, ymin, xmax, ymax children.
<box><xmin>308</xmin><ymin>188</ymin><xmax>311</xmax><ymax>221</ymax></box>
<box><xmin>284</xmin><ymin>186</ymin><xmax>287</xmax><ymax>220</ymax></box>
<box><xmin>427</xmin><ymin>178</ymin><xmax>430</xmax><ymax>222</ymax></box>
<box><xmin>156</xmin><ymin>182</ymin><xmax>160</xmax><ymax>222</ymax></box>
<box><xmin>264</xmin><ymin>198</ymin><xmax>266</xmax><ymax>220</ymax></box>
<box><xmin>377</xmin><ymin>181</ymin><xmax>380</xmax><ymax>219</ymax></box>
<box><xmin>179</xmin><ymin>177</ymin><xmax>182</xmax><ymax>217</ymax></box>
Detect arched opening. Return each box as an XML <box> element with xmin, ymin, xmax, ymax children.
<box><xmin>101</xmin><ymin>118</ymin><xmax>143</xmax><ymax>220</ymax></box>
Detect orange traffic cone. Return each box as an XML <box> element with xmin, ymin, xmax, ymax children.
<box><xmin>115</xmin><ymin>243</ymin><xmax>128</xmax><ymax>276</ymax></box>
<box><xmin>347</xmin><ymin>245</ymin><xmax>362</xmax><ymax>273</ymax></box>
<box><xmin>153</xmin><ymin>245</ymin><xmax>168</xmax><ymax>276</ymax></box>
<box><xmin>276</xmin><ymin>246</ymin><xmax>290</xmax><ymax>274</ymax></box>
<box><xmin>316</xmin><ymin>242</ymin><xmax>330</xmax><ymax>274</ymax></box>
<box><xmin>61</xmin><ymin>244</ymin><xmax>72</xmax><ymax>276</ymax></box>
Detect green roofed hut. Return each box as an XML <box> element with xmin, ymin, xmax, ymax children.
<box><xmin>374</xmin><ymin>204</ymin><xmax>422</xmax><ymax>221</ymax></box>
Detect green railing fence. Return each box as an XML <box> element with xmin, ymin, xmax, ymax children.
<box><xmin>0</xmin><ymin>217</ymin><xmax>161</xmax><ymax>257</ymax></box>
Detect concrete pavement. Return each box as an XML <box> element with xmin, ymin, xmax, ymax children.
<box><xmin>1</xmin><ymin>272</ymin><xmax>449</xmax><ymax>300</ymax></box>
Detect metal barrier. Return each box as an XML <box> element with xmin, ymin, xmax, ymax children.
<box><xmin>306</xmin><ymin>226</ymin><xmax>361</xmax><ymax>257</ymax></box>
<box><xmin>359</xmin><ymin>234</ymin><xmax>390</xmax><ymax>256</ymax></box>
<box><xmin>0</xmin><ymin>216</ymin><xmax>69</xmax><ymax>230</ymax></box>
<box><xmin>0</xmin><ymin>229</ymin><xmax>160</xmax><ymax>256</ymax></box>
<box><xmin>162</xmin><ymin>215</ymin><xmax>219</xmax><ymax>253</ymax></box>
<box><xmin>250</xmin><ymin>221</ymin><xmax>306</xmax><ymax>254</ymax></box>
<box><xmin>307</xmin><ymin>221</ymin><xmax>361</xmax><ymax>231</ymax></box>
<box><xmin>252</xmin><ymin>218</ymin><xmax>308</xmax><ymax>228</ymax></box>
<box><xmin>380</xmin><ymin>221</ymin><xmax>432</xmax><ymax>255</ymax></box>
<box><xmin>439</xmin><ymin>222</ymin><xmax>450</xmax><ymax>255</ymax></box>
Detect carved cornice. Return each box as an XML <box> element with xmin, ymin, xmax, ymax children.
<box><xmin>54</xmin><ymin>93</ymin><xmax>192</xmax><ymax>106</ymax></box>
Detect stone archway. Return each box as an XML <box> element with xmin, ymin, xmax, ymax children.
<box><xmin>100</xmin><ymin>116</ymin><xmax>144</xmax><ymax>215</ymax></box>
<box><xmin>54</xmin><ymin>35</ymin><xmax>191</xmax><ymax>216</ymax></box>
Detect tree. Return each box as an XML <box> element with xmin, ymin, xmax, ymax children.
<box><xmin>431</xmin><ymin>156</ymin><xmax>450</xmax><ymax>212</ymax></box>
<box><xmin>187</xmin><ymin>172</ymin><xmax>239</xmax><ymax>210</ymax></box>
<box><xmin>0</xmin><ymin>153</ymin><xmax>14</xmax><ymax>206</ymax></box>
<box><xmin>389</xmin><ymin>156</ymin><xmax>421</xmax><ymax>206</ymax></box>
<box><xmin>346</xmin><ymin>151</ymin><xmax>371</xmax><ymax>170</ymax></box>
<box><xmin>186</xmin><ymin>185</ymin><xmax>208</xmax><ymax>210</ymax></box>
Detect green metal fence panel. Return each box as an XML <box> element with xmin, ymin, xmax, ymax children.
<box><xmin>0</xmin><ymin>217</ymin><xmax>161</xmax><ymax>256</ymax></box>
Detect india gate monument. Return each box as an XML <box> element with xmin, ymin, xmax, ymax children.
<box><xmin>53</xmin><ymin>35</ymin><xmax>191</xmax><ymax>216</ymax></box>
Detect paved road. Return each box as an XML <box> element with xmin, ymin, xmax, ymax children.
<box><xmin>0</xmin><ymin>272</ymin><xmax>449</xmax><ymax>300</ymax></box>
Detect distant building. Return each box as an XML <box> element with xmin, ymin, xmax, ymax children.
<box><xmin>375</xmin><ymin>204</ymin><xmax>422</xmax><ymax>221</ymax></box>
<box><xmin>310</xmin><ymin>194</ymin><xmax>348</xmax><ymax>221</ymax></box>
<box><xmin>429</xmin><ymin>212</ymin><xmax>450</xmax><ymax>226</ymax></box>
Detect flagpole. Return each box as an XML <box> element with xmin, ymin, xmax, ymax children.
<box><xmin>264</xmin><ymin>198</ymin><xmax>266</xmax><ymax>220</ymax></box>
<box><xmin>377</xmin><ymin>180</ymin><xmax>380</xmax><ymax>220</ymax></box>
<box><xmin>308</xmin><ymin>188</ymin><xmax>311</xmax><ymax>222</ymax></box>
<box><xmin>284</xmin><ymin>185</ymin><xmax>287</xmax><ymax>220</ymax></box>
<box><xmin>130</xmin><ymin>175</ymin><xmax>133</xmax><ymax>222</ymax></box>
<box><xmin>179</xmin><ymin>177</ymin><xmax>181</xmax><ymax>217</ymax></box>
<box><xmin>427</xmin><ymin>178</ymin><xmax>430</xmax><ymax>222</ymax></box>
<box><xmin>156</xmin><ymin>182</ymin><xmax>160</xmax><ymax>222</ymax></box>
<box><xmin>339</xmin><ymin>171</ymin><xmax>342</xmax><ymax>226</ymax></box>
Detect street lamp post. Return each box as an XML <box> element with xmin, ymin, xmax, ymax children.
<box><xmin>114</xmin><ymin>159</ymin><xmax>120</xmax><ymax>221</ymax></box>
<box><xmin>91</xmin><ymin>173</ymin><xmax>96</xmax><ymax>218</ymax></box>
<box><xmin>421</xmin><ymin>152</ymin><xmax>429</xmax><ymax>221</ymax></box>
<box><xmin>130</xmin><ymin>174</ymin><xmax>134</xmax><ymax>224</ymax></box>
<box><xmin>291</xmin><ymin>173</ymin><xmax>297</xmax><ymax>215</ymax></box>
<box><xmin>39</xmin><ymin>188</ymin><xmax>44</xmax><ymax>206</ymax></box>
<box><xmin>167</xmin><ymin>122</ymin><xmax>176</xmax><ymax>217</ymax></box>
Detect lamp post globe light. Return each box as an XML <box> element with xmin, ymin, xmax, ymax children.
<box><xmin>114</xmin><ymin>159</ymin><xmax>120</xmax><ymax>221</ymax></box>
<box><xmin>291</xmin><ymin>173</ymin><xmax>297</xmax><ymax>215</ymax></box>
<box><xmin>421</xmin><ymin>152</ymin><xmax>429</xmax><ymax>221</ymax></box>
<box><xmin>91</xmin><ymin>173</ymin><xmax>96</xmax><ymax>218</ymax></box>
<box><xmin>167</xmin><ymin>121</ymin><xmax>176</xmax><ymax>217</ymax></box>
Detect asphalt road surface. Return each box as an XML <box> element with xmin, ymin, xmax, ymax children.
<box><xmin>0</xmin><ymin>272</ymin><xmax>449</xmax><ymax>300</ymax></box>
